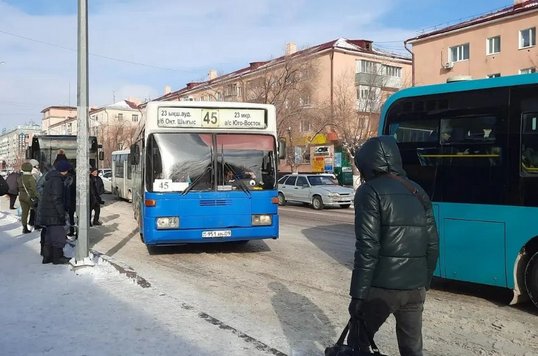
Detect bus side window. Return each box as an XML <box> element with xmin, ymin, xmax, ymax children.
<box><xmin>521</xmin><ymin>113</ymin><xmax>538</xmax><ymax>175</ymax></box>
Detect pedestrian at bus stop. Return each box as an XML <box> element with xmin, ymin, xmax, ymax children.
<box><xmin>41</xmin><ymin>160</ymin><xmax>71</xmax><ymax>265</ymax></box>
<box><xmin>5</xmin><ymin>170</ymin><xmax>20</xmax><ymax>210</ymax></box>
<box><xmin>348</xmin><ymin>136</ymin><xmax>439</xmax><ymax>356</ymax></box>
<box><xmin>89</xmin><ymin>167</ymin><xmax>104</xmax><ymax>226</ymax></box>
<box><xmin>36</xmin><ymin>163</ymin><xmax>54</xmax><ymax>256</ymax></box>
<box><xmin>28</xmin><ymin>159</ymin><xmax>41</xmax><ymax>228</ymax></box>
<box><xmin>0</xmin><ymin>174</ymin><xmax>8</xmax><ymax>197</ymax></box>
<box><xmin>17</xmin><ymin>163</ymin><xmax>40</xmax><ymax>234</ymax></box>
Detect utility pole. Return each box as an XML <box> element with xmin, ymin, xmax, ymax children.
<box><xmin>74</xmin><ymin>0</ymin><xmax>91</xmax><ymax>265</ymax></box>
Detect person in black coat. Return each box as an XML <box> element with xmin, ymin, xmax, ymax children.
<box><xmin>89</xmin><ymin>167</ymin><xmax>104</xmax><ymax>226</ymax></box>
<box><xmin>348</xmin><ymin>136</ymin><xmax>439</xmax><ymax>356</ymax></box>
<box><xmin>5</xmin><ymin>171</ymin><xmax>20</xmax><ymax>209</ymax></box>
<box><xmin>41</xmin><ymin>161</ymin><xmax>71</xmax><ymax>265</ymax></box>
<box><xmin>0</xmin><ymin>174</ymin><xmax>8</xmax><ymax>196</ymax></box>
<box><xmin>64</xmin><ymin>169</ymin><xmax>77</xmax><ymax>236</ymax></box>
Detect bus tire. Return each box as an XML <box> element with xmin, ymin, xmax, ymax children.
<box><xmin>312</xmin><ymin>196</ymin><xmax>324</xmax><ymax>210</ymax></box>
<box><xmin>278</xmin><ymin>193</ymin><xmax>286</xmax><ymax>206</ymax></box>
<box><xmin>524</xmin><ymin>251</ymin><xmax>538</xmax><ymax>309</ymax></box>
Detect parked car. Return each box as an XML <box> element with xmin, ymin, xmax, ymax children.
<box><xmin>277</xmin><ymin>174</ymin><xmax>354</xmax><ymax>210</ymax></box>
<box><xmin>99</xmin><ymin>169</ymin><xmax>112</xmax><ymax>194</ymax></box>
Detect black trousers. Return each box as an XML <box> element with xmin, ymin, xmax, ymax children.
<box><xmin>29</xmin><ymin>208</ymin><xmax>36</xmax><ymax>226</ymax></box>
<box><xmin>8</xmin><ymin>194</ymin><xmax>17</xmax><ymax>209</ymax></box>
<box><xmin>68</xmin><ymin>209</ymin><xmax>75</xmax><ymax>235</ymax></box>
<box><xmin>91</xmin><ymin>203</ymin><xmax>100</xmax><ymax>223</ymax></box>
<box><xmin>352</xmin><ymin>287</ymin><xmax>426</xmax><ymax>356</ymax></box>
<box><xmin>44</xmin><ymin>225</ymin><xmax>66</xmax><ymax>249</ymax></box>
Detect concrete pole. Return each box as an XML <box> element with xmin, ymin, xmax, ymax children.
<box><xmin>75</xmin><ymin>0</ymin><xmax>90</xmax><ymax>263</ymax></box>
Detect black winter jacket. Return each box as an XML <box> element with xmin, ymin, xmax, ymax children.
<box><xmin>40</xmin><ymin>170</ymin><xmax>66</xmax><ymax>226</ymax></box>
<box><xmin>90</xmin><ymin>175</ymin><xmax>104</xmax><ymax>207</ymax></box>
<box><xmin>0</xmin><ymin>175</ymin><xmax>8</xmax><ymax>196</ymax></box>
<box><xmin>350</xmin><ymin>136</ymin><xmax>439</xmax><ymax>299</ymax></box>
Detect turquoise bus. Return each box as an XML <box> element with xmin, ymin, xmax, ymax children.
<box><xmin>380</xmin><ymin>74</ymin><xmax>538</xmax><ymax>308</ymax></box>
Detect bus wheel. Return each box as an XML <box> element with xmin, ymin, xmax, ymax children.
<box><xmin>525</xmin><ymin>251</ymin><xmax>538</xmax><ymax>309</ymax></box>
<box><xmin>278</xmin><ymin>193</ymin><xmax>286</xmax><ymax>206</ymax></box>
<box><xmin>312</xmin><ymin>196</ymin><xmax>324</xmax><ymax>210</ymax></box>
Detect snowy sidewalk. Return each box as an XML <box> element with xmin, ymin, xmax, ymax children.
<box><xmin>0</xmin><ymin>212</ymin><xmax>282</xmax><ymax>356</ymax></box>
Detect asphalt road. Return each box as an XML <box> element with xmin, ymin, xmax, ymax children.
<box><xmin>87</xmin><ymin>195</ymin><xmax>538</xmax><ymax>356</ymax></box>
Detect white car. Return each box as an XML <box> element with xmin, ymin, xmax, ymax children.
<box><xmin>278</xmin><ymin>174</ymin><xmax>354</xmax><ymax>210</ymax></box>
<box><xmin>100</xmin><ymin>170</ymin><xmax>112</xmax><ymax>194</ymax></box>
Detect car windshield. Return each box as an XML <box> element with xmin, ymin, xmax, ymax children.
<box><xmin>147</xmin><ymin>133</ymin><xmax>276</xmax><ymax>192</ymax></box>
<box><xmin>307</xmin><ymin>176</ymin><xmax>337</xmax><ymax>186</ymax></box>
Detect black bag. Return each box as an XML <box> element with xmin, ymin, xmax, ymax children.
<box><xmin>325</xmin><ymin>318</ymin><xmax>387</xmax><ymax>356</ymax></box>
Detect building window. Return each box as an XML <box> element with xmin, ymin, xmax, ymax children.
<box><xmin>300</xmin><ymin>120</ymin><xmax>312</xmax><ymax>132</ymax></box>
<box><xmin>216</xmin><ymin>92</ymin><xmax>222</xmax><ymax>101</ymax></box>
<box><xmin>132</xmin><ymin>114</ymin><xmax>139</xmax><ymax>122</ymax></box>
<box><xmin>383</xmin><ymin>65</ymin><xmax>402</xmax><ymax>78</ymax></box>
<box><xmin>357</xmin><ymin>86</ymin><xmax>381</xmax><ymax>101</ymax></box>
<box><xmin>449</xmin><ymin>43</ymin><xmax>470</xmax><ymax>62</ymax></box>
<box><xmin>67</xmin><ymin>123</ymin><xmax>72</xmax><ymax>134</ymax></box>
<box><xmin>519</xmin><ymin>67</ymin><xmax>536</xmax><ymax>74</ymax></box>
<box><xmin>118</xmin><ymin>113</ymin><xmax>123</xmax><ymax>120</ymax></box>
<box><xmin>487</xmin><ymin>73</ymin><xmax>501</xmax><ymax>78</ymax></box>
<box><xmin>487</xmin><ymin>36</ymin><xmax>501</xmax><ymax>55</ymax></box>
<box><xmin>299</xmin><ymin>95</ymin><xmax>311</xmax><ymax>107</ymax></box>
<box><xmin>359</xmin><ymin>60</ymin><xmax>379</xmax><ymax>74</ymax></box>
<box><xmin>520</xmin><ymin>27</ymin><xmax>536</xmax><ymax>49</ymax></box>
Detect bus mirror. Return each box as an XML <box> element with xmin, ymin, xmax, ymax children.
<box><xmin>278</xmin><ymin>139</ymin><xmax>286</xmax><ymax>160</ymax></box>
<box><xmin>25</xmin><ymin>147</ymin><xmax>31</xmax><ymax>160</ymax></box>
<box><xmin>99</xmin><ymin>151</ymin><xmax>104</xmax><ymax>161</ymax></box>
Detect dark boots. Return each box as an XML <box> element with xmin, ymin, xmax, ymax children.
<box><xmin>42</xmin><ymin>244</ymin><xmax>52</xmax><ymax>264</ymax></box>
<box><xmin>22</xmin><ymin>226</ymin><xmax>31</xmax><ymax>234</ymax></box>
<box><xmin>52</xmin><ymin>247</ymin><xmax>70</xmax><ymax>265</ymax></box>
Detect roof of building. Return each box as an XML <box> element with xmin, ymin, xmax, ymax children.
<box><xmin>146</xmin><ymin>38</ymin><xmax>411</xmax><ymax>105</ymax></box>
<box><xmin>90</xmin><ymin>100</ymin><xmax>141</xmax><ymax>114</ymax></box>
<box><xmin>0</xmin><ymin>124</ymin><xmax>42</xmax><ymax>138</ymax></box>
<box><xmin>407</xmin><ymin>0</ymin><xmax>538</xmax><ymax>43</ymax></box>
<box><xmin>40</xmin><ymin>106</ymin><xmax>77</xmax><ymax>114</ymax></box>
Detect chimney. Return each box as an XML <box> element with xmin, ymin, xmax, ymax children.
<box><xmin>208</xmin><ymin>70</ymin><xmax>218</xmax><ymax>81</ymax></box>
<box><xmin>164</xmin><ymin>85</ymin><xmax>171</xmax><ymax>95</ymax></box>
<box><xmin>286</xmin><ymin>42</ymin><xmax>297</xmax><ymax>55</ymax></box>
<box><xmin>128</xmin><ymin>97</ymin><xmax>141</xmax><ymax>105</ymax></box>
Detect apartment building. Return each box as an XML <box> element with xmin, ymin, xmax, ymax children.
<box><xmin>149</xmin><ymin>38</ymin><xmax>411</xmax><ymax>173</ymax></box>
<box><xmin>0</xmin><ymin>124</ymin><xmax>41</xmax><ymax>170</ymax></box>
<box><xmin>407</xmin><ymin>0</ymin><xmax>538</xmax><ymax>85</ymax></box>
<box><xmin>41</xmin><ymin>106</ymin><xmax>78</xmax><ymax>134</ymax></box>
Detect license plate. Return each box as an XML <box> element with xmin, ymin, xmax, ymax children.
<box><xmin>202</xmin><ymin>230</ymin><xmax>232</xmax><ymax>238</ymax></box>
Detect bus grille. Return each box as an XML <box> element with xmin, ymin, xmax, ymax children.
<box><xmin>199</xmin><ymin>199</ymin><xmax>232</xmax><ymax>207</ymax></box>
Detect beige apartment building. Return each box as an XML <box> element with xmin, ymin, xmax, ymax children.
<box><xmin>407</xmin><ymin>0</ymin><xmax>538</xmax><ymax>86</ymax></box>
<box><xmin>41</xmin><ymin>106</ymin><xmax>78</xmax><ymax>134</ymax></box>
<box><xmin>150</xmin><ymin>38</ymin><xmax>411</xmax><ymax>174</ymax></box>
<box><xmin>0</xmin><ymin>124</ymin><xmax>41</xmax><ymax>170</ymax></box>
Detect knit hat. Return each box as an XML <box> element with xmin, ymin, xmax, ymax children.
<box><xmin>22</xmin><ymin>163</ymin><xmax>33</xmax><ymax>172</ymax></box>
<box><xmin>29</xmin><ymin>159</ymin><xmax>39</xmax><ymax>167</ymax></box>
<box><xmin>90</xmin><ymin>167</ymin><xmax>98</xmax><ymax>173</ymax></box>
<box><xmin>57</xmin><ymin>161</ymin><xmax>71</xmax><ymax>173</ymax></box>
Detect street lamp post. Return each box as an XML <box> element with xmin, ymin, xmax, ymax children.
<box><xmin>73</xmin><ymin>0</ymin><xmax>92</xmax><ymax>266</ymax></box>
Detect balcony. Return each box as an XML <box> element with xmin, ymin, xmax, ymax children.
<box><xmin>355</xmin><ymin>72</ymin><xmax>402</xmax><ymax>89</ymax></box>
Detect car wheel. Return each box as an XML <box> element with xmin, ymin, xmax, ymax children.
<box><xmin>278</xmin><ymin>193</ymin><xmax>286</xmax><ymax>206</ymax></box>
<box><xmin>340</xmin><ymin>204</ymin><xmax>351</xmax><ymax>209</ymax></box>
<box><xmin>312</xmin><ymin>196</ymin><xmax>324</xmax><ymax>210</ymax></box>
<box><xmin>524</xmin><ymin>251</ymin><xmax>538</xmax><ymax>309</ymax></box>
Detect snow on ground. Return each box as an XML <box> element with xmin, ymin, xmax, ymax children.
<box><xmin>0</xmin><ymin>212</ymin><xmax>280</xmax><ymax>356</ymax></box>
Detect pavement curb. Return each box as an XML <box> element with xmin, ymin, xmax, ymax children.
<box><xmin>90</xmin><ymin>249</ymin><xmax>152</xmax><ymax>288</ymax></box>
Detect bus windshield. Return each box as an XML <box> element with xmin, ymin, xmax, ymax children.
<box><xmin>148</xmin><ymin>133</ymin><xmax>276</xmax><ymax>192</ymax></box>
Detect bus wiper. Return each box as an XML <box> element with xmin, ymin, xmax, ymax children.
<box><xmin>181</xmin><ymin>165</ymin><xmax>212</xmax><ymax>196</ymax></box>
<box><xmin>224</xmin><ymin>162</ymin><xmax>251</xmax><ymax>196</ymax></box>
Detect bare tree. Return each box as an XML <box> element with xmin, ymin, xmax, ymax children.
<box><xmin>96</xmin><ymin>116</ymin><xmax>135</xmax><ymax>168</ymax></box>
<box><xmin>245</xmin><ymin>52</ymin><xmax>322</xmax><ymax>172</ymax></box>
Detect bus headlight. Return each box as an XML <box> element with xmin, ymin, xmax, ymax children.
<box><xmin>252</xmin><ymin>214</ymin><xmax>272</xmax><ymax>226</ymax></box>
<box><xmin>156</xmin><ymin>217</ymin><xmax>179</xmax><ymax>229</ymax></box>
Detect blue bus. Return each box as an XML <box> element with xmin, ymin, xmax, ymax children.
<box><xmin>380</xmin><ymin>74</ymin><xmax>538</xmax><ymax>308</ymax></box>
<box><xmin>130</xmin><ymin>101</ymin><xmax>284</xmax><ymax>247</ymax></box>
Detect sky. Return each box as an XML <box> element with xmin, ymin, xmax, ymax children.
<box><xmin>0</xmin><ymin>0</ymin><xmax>511</xmax><ymax>129</ymax></box>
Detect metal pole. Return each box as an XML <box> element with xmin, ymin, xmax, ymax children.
<box><xmin>75</xmin><ymin>0</ymin><xmax>90</xmax><ymax>263</ymax></box>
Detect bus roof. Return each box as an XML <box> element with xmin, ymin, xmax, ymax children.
<box><xmin>379</xmin><ymin>73</ymin><xmax>538</xmax><ymax>134</ymax></box>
